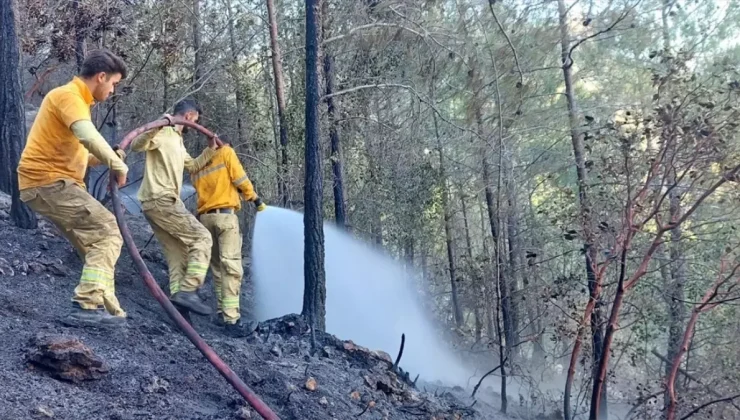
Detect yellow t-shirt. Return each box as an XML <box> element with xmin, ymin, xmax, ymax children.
<box><xmin>18</xmin><ymin>77</ymin><xmax>96</xmax><ymax>190</ymax></box>
<box><xmin>131</xmin><ymin>126</ymin><xmax>216</xmax><ymax>202</ymax></box>
<box><xmin>191</xmin><ymin>145</ymin><xmax>257</xmax><ymax>215</ymax></box>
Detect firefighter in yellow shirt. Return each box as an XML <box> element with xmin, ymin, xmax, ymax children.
<box><xmin>18</xmin><ymin>49</ymin><xmax>130</xmax><ymax>328</ymax></box>
<box><xmin>130</xmin><ymin>99</ymin><xmax>217</xmax><ymax>318</ymax></box>
<box><xmin>190</xmin><ymin>135</ymin><xmax>266</xmax><ymax>337</ymax></box>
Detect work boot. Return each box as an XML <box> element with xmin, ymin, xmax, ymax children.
<box><xmin>213</xmin><ymin>312</ymin><xmax>226</xmax><ymax>327</ymax></box>
<box><xmin>222</xmin><ymin>319</ymin><xmax>258</xmax><ymax>338</ymax></box>
<box><xmin>63</xmin><ymin>305</ymin><xmax>126</xmax><ymax>328</ymax></box>
<box><xmin>170</xmin><ymin>291</ymin><xmax>212</xmax><ymax>316</ymax></box>
<box><xmin>176</xmin><ymin>306</ymin><xmax>192</xmax><ymax>325</ymax></box>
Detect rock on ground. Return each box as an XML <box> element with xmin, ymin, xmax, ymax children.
<box><xmin>26</xmin><ymin>333</ymin><xmax>110</xmax><ymax>382</ymax></box>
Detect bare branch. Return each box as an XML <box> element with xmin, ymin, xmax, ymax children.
<box><xmin>679</xmin><ymin>394</ymin><xmax>740</xmax><ymax>420</ymax></box>
<box><xmin>322</xmin><ymin>22</ymin><xmax>423</xmax><ymax>45</ymax></box>
<box><xmin>323</xmin><ymin>83</ymin><xmax>483</xmax><ymax>139</ymax></box>
<box><xmin>565</xmin><ymin>1</ymin><xmax>642</xmax><ymax>67</ymax></box>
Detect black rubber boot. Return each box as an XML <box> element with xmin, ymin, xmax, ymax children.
<box><xmin>214</xmin><ymin>312</ymin><xmax>226</xmax><ymax>327</ymax></box>
<box><xmin>176</xmin><ymin>306</ymin><xmax>192</xmax><ymax>324</ymax></box>
<box><xmin>63</xmin><ymin>305</ymin><xmax>126</xmax><ymax>328</ymax></box>
<box><xmin>170</xmin><ymin>291</ymin><xmax>212</xmax><ymax>316</ymax></box>
<box><xmin>223</xmin><ymin>319</ymin><xmax>257</xmax><ymax>338</ymax></box>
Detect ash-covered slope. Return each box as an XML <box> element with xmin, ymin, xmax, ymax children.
<box><xmin>0</xmin><ymin>194</ymin><xmax>503</xmax><ymax>420</ymax></box>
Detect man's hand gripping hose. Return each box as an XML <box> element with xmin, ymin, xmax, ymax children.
<box><xmin>111</xmin><ymin>116</ymin><xmax>281</xmax><ymax>420</ymax></box>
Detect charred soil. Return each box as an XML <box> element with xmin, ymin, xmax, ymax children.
<box><xmin>0</xmin><ymin>195</ymin><xmax>498</xmax><ymax>420</ymax></box>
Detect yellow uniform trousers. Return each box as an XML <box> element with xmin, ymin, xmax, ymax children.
<box><xmin>19</xmin><ymin>179</ymin><xmax>125</xmax><ymax>316</ymax></box>
<box><xmin>142</xmin><ymin>196</ymin><xmax>212</xmax><ymax>296</ymax></box>
<box><xmin>199</xmin><ymin>212</ymin><xmax>243</xmax><ymax>323</ymax></box>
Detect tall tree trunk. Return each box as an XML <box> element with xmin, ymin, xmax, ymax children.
<box><xmin>321</xmin><ymin>0</ymin><xmax>346</xmax><ymax>228</ymax></box>
<box><xmin>462</xmin><ymin>195</ymin><xmax>482</xmax><ymax>341</ymax></box>
<box><xmin>266</xmin><ymin>0</ymin><xmax>290</xmax><ymax>207</ymax></box>
<box><xmin>433</xmin><ymin>112</ymin><xmax>463</xmax><ymax>328</ymax></box>
<box><xmin>0</xmin><ymin>0</ymin><xmax>37</xmax><ymax>229</ymax></box>
<box><xmin>479</xmin><ymin>197</ymin><xmax>496</xmax><ymax>342</ymax></box>
<box><xmin>478</xmin><ymin>120</ymin><xmax>513</xmax><ymax>408</ymax></box>
<box><xmin>261</xmin><ymin>47</ymin><xmax>281</xmax><ymax>199</ymax></box>
<box><xmin>461</xmin><ymin>194</ymin><xmax>474</xmax><ymax>259</ymax></box>
<box><xmin>504</xmin><ymin>155</ymin><xmax>521</xmax><ymax>359</ymax></box>
<box><xmin>557</xmin><ymin>0</ymin><xmax>606</xmax><ymax>417</ymax></box>
<box><xmin>482</xmin><ymin>149</ymin><xmax>511</xmax><ymax>413</ymax></box>
<box><xmin>191</xmin><ymin>0</ymin><xmax>203</xmax><ymax>91</ymax></box>
<box><xmin>72</xmin><ymin>0</ymin><xmax>86</xmax><ymax>72</ymax></box>
<box><xmin>301</xmin><ymin>0</ymin><xmax>326</xmax><ymax>333</ymax></box>
<box><xmin>658</xmin><ymin>2</ymin><xmax>687</xmax><ymax>415</ymax></box>
<box><xmin>162</xmin><ymin>64</ymin><xmax>169</xmax><ymax>113</ymax></box>
<box><xmin>226</xmin><ymin>0</ymin><xmax>247</xmax><ymax>146</ymax></box>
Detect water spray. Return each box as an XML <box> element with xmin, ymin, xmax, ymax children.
<box><xmin>111</xmin><ymin>116</ymin><xmax>280</xmax><ymax>420</ymax></box>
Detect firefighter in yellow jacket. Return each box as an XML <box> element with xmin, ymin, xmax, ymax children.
<box><xmin>131</xmin><ymin>99</ymin><xmax>217</xmax><ymax>317</ymax></box>
<box><xmin>18</xmin><ymin>50</ymin><xmax>130</xmax><ymax>327</ymax></box>
<box><xmin>191</xmin><ymin>136</ymin><xmax>266</xmax><ymax>337</ymax></box>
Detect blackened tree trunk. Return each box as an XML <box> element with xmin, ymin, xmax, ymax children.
<box><xmin>191</xmin><ymin>0</ymin><xmax>203</xmax><ymax>90</ymax></box>
<box><xmin>556</xmin><ymin>0</ymin><xmax>606</xmax><ymax>418</ymax></box>
<box><xmin>482</xmin><ymin>141</ymin><xmax>510</xmax><ymax>414</ymax></box>
<box><xmin>321</xmin><ymin>0</ymin><xmax>346</xmax><ymax>229</ymax></box>
<box><xmin>301</xmin><ymin>0</ymin><xmax>326</xmax><ymax>333</ymax></box>
<box><xmin>0</xmin><ymin>0</ymin><xmax>37</xmax><ymax>229</ymax></box>
<box><xmin>266</xmin><ymin>0</ymin><xmax>290</xmax><ymax>207</ymax></box>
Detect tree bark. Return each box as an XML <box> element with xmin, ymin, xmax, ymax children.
<box><xmin>266</xmin><ymin>0</ymin><xmax>290</xmax><ymax>207</ymax></box>
<box><xmin>433</xmin><ymin>111</ymin><xmax>463</xmax><ymax>328</ymax></box>
<box><xmin>504</xmin><ymin>154</ymin><xmax>521</xmax><ymax>359</ymax></box>
<box><xmin>191</xmin><ymin>0</ymin><xmax>203</xmax><ymax>91</ymax></box>
<box><xmin>557</xmin><ymin>0</ymin><xmax>606</xmax><ymax>417</ymax></box>
<box><xmin>479</xmin><ymin>125</ymin><xmax>514</xmax><ymax>366</ymax></box>
<box><xmin>162</xmin><ymin>65</ymin><xmax>169</xmax><ymax>113</ymax></box>
<box><xmin>72</xmin><ymin>0</ymin><xmax>86</xmax><ymax>73</ymax></box>
<box><xmin>0</xmin><ymin>0</ymin><xmax>37</xmax><ymax>229</ymax></box>
<box><xmin>226</xmin><ymin>0</ymin><xmax>247</xmax><ymax>146</ymax></box>
<box><xmin>462</xmin><ymin>195</ymin><xmax>483</xmax><ymax>341</ymax></box>
<box><xmin>658</xmin><ymin>3</ymin><xmax>687</xmax><ymax>415</ymax></box>
<box><xmin>479</xmin><ymin>197</ymin><xmax>496</xmax><ymax>342</ymax></box>
<box><xmin>301</xmin><ymin>0</ymin><xmax>326</xmax><ymax>333</ymax></box>
<box><xmin>321</xmin><ymin>0</ymin><xmax>346</xmax><ymax>229</ymax></box>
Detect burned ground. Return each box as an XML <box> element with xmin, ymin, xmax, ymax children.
<box><xmin>0</xmin><ymin>195</ymin><xmax>507</xmax><ymax>420</ymax></box>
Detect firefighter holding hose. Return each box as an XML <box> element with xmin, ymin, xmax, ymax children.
<box><xmin>17</xmin><ymin>49</ymin><xmax>130</xmax><ymax>327</ymax></box>
<box><xmin>130</xmin><ymin>98</ymin><xmax>217</xmax><ymax>318</ymax></box>
<box><xmin>190</xmin><ymin>134</ymin><xmax>266</xmax><ymax>337</ymax></box>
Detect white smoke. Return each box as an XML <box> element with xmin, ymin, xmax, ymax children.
<box><xmin>251</xmin><ymin>206</ymin><xmax>470</xmax><ymax>385</ymax></box>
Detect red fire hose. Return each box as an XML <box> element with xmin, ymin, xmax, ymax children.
<box><xmin>110</xmin><ymin>116</ymin><xmax>281</xmax><ymax>420</ymax></box>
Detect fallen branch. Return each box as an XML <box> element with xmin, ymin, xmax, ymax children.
<box><xmin>356</xmin><ymin>401</ymin><xmax>374</xmax><ymax>417</ymax></box>
<box><xmin>679</xmin><ymin>394</ymin><xmax>740</xmax><ymax>420</ymax></box>
<box><xmin>471</xmin><ymin>357</ymin><xmax>507</xmax><ymax>398</ymax></box>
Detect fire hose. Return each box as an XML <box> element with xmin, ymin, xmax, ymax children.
<box><xmin>109</xmin><ymin>116</ymin><xmax>281</xmax><ymax>420</ymax></box>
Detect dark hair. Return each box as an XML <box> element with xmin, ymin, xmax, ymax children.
<box><xmin>80</xmin><ymin>49</ymin><xmax>128</xmax><ymax>79</ymax></box>
<box><xmin>173</xmin><ymin>98</ymin><xmax>202</xmax><ymax>116</ymax></box>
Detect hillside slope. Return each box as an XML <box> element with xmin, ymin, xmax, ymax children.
<box><xmin>0</xmin><ymin>194</ymin><xmax>504</xmax><ymax>420</ymax></box>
